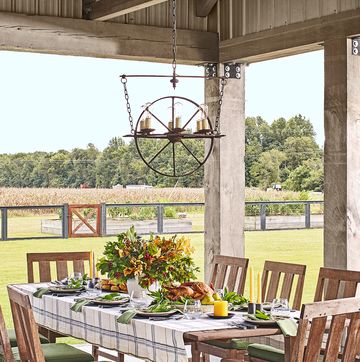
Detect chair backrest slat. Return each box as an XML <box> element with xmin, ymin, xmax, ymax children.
<box><xmin>261</xmin><ymin>260</ymin><xmax>306</xmax><ymax>310</ymax></box>
<box><xmin>7</xmin><ymin>286</ymin><xmax>45</xmax><ymax>362</ymax></box>
<box><xmin>39</xmin><ymin>261</ymin><xmax>51</xmax><ymax>282</ymax></box>
<box><xmin>27</xmin><ymin>251</ymin><xmax>92</xmax><ymax>283</ymax></box>
<box><xmin>289</xmin><ymin>297</ymin><xmax>360</xmax><ymax>362</ymax></box>
<box><xmin>210</xmin><ymin>255</ymin><xmax>249</xmax><ymax>294</ymax></box>
<box><xmin>56</xmin><ymin>260</ymin><xmax>69</xmax><ymax>280</ymax></box>
<box><xmin>265</xmin><ymin>270</ymin><xmax>281</xmax><ymax>302</ymax></box>
<box><xmin>303</xmin><ymin>316</ymin><xmax>327</xmax><ymax>361</ymax></box>
<box><xmin>227</xmin><ymin>265</ymin><xmax>240</xmax><ymax>291</ymax></box>
<box><xmin>73</xmin><ymin>260</ymin><xmax>85</xmax><ymax>276</ymax></box>
<box><xmin>0</xmin><ymin>305</ymin><xmax>15</xmax><ymax>362</ymax></box>
<box><xmin>342</xmin><ymin>312</ymin><xmax>360</xmax><ymax>361</ymax></box>
<box><xmin>314</xmin><ymin>267</ymin><xmax>360</xmax><ymax>302</ymax></box>
<box><xmin>323</xmin><ymin>314</ymin><xmax>347</xmax><ymax>362</ymax></box>
<box><xmin>280</xmin><ymin>273</ymin><xmax>294</xmax><ymax>300</ymax></box>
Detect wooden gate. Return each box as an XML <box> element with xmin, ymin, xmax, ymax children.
<box><xmin>68</xmin><ymin>204</ymin><xmax>101</xmax><ymax>238</ymax></box>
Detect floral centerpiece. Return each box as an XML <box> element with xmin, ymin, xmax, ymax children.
<box><xmin>96</xmin><ymin>226</ymin><xmax>200</xmax><ymax>290</ymax></box>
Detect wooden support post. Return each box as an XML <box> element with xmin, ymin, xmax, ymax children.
<box><xmin>204</xmin><ymin>65</ymin><xmax>245</xmax><ymax>280</ymax></box>
<box><xmin>324</xmin><ymin>37</ymin><xmax>360</xmax><ymax>270</ymax></box>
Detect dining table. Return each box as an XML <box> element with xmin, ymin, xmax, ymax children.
<box><xmin>11</xmin><ymin>283</ymin><xmax>291</xmax><ymax>362</ymax></box>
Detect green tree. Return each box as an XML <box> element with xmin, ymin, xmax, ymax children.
<box><xmin>284</xmin><ymin>136</ymin><xmax>320</xmax><ymax>170</ymax></box>
<box><xmin>250</xmin><ymin>149</ymin><xmax>286</xmax><ymax>190</ymax></box>
<box><xmin>284</xmin><ymin>159</ymin><xmax>324</xmax><ymax>192</ymax></box>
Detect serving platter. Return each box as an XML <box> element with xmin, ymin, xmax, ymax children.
<box><xmin>48</xmin><ymin>286</ymin><xmax>84</xmax><ymax>293</ymax></box>
<box><xmin>136</xmin><ymin>310</ymin><xmax>178</xmax><ymax>317</ymax></box>
<box><xmin>91</xmin><ymin>297</ymin><xmax>129</xmax><ymax>306</ymax></box>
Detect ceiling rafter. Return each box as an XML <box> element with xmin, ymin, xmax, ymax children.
<box><xmin>0</xmin><ymin>11</ymin><xmax>218</xmax><ymax>64</ymax></box>
<box><xmin>84</xmin><ymin>0</ymin><xmax>168</xmax><ymax>21</ymax></box>
<box><xmin>196</xmin><ymin>0</ymin><xmax>217</xmax><ymax>17</ymax></box>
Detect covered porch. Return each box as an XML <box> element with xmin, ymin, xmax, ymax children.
<box><xmin>1</xmin><ymin>0</ymin><xmax>360</xmax><ymax>361</ymax></box>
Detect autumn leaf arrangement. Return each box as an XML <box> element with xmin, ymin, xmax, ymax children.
<box><xmin>96</xmin><ymin>226</ymin><xmax>200</xmax><ymax>289</ymax></box>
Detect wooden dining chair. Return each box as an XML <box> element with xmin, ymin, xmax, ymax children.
<box><xmin>248</xmin><ymin>296</ymin><xmax>360</xmax><ymax>362</ymax></box>
<box><xmin>314</xmin><ymin>266</ymin><xmax>360</xmax><ymax>301</ymax></box>
<box><xmin>26</xmin><ymin>251</ymin><xmax>93</xmax><ymax>343</ymax></box>
<box><xmin>27</xmin><ymin>251</ymin><xmax>92</xmax><ymax>283</ymax></box>
<box><xmin>0</xmin><ymin>304</ymin><xmax>16</xmax><ymax>362</ymax></box>
<box><xmin>7</xmin><ymin>285</ymin><xmax>94</xmax><ymax>362</ymax></box>
<box><xmin>196</xmin><ymin>260</ymin><xmax>306</xmax><ymax>362</ymax></box>
<box><xmin>261</xmin><ymin>260</ymin><xmax>306</xmax><ymax>310</ymax></box>
<box><xmin>27</xmin><ymin>252</ymin><xmax>123</xmax><ymax>362</ymax></box>
<box><xmin>209</xmin><ymin>255</ymin><xmax>249</xmax><ymax>293</ymax></box>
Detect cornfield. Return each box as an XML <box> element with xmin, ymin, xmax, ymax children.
<box><xmin>0</xmin><ymin>187</ymin><xmax>323</xmax><ymax>207</ymax></box>
<box><xmin>0</xmin><ymin>187</ymin><xmax>204</xmax><ymax>207</ymax></box>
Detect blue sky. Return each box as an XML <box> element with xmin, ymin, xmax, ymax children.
<box><xmin>0</xmin><ymin>50</ymin><xmax>324</xmax><ymax>154</ymax></box>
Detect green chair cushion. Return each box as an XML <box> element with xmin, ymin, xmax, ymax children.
<box><xmin>248</xmin><ymin>343</ymin><xmax>285</xmax><ymax>362</ymax></box>
<box><xmin>7</xmin><ymin>329</ymin><xmax>49</xmax><ymax>347</ymax></box>
<box><xmin>4</xmin><ymin>344</ymin><xmax>94</xmax><ymax>362</ymax></box>
<box><xmin>206</xmin><ymin>339</ymin><xmax>251</xmax><ymax>350</ymax></box>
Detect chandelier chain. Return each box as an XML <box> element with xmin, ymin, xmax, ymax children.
<box><xmin>171</xmin><ymin>0</ymin><xmax>177</xmax><ymax>89</ymax></box>
<box><xmin>214</xmin><ymin>77</ymin><xmax>227</xmax><ymax>133</ymax></box>
<box><xmin>121</xmin><ymin>76</ymin><xmax>135</xmax><ymax>134</ymax></box>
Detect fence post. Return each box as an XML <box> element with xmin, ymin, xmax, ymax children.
<box><xmin>260</xmin><ymin>204</ymin><xmax>266</xmax><ymax>231</ymax></box>
<box><xmin>305</xmin><ymin>203</ymin><xmax>311</xmax><ymax>228</ymax></box>
<box><xmin>101</xmin><ymin>203</ymin><xmax>107</xmax><ymax>236</ymax></box>
<box><xmin>62</xmin><ymin>204</ymin><xmax>69</xmax><ymax>239</ymax></box>
<box><xmin>157</xmin><ymin>205</ymin><xmax>164</xmax><ymax>234</ymax></box>
<box><xmin>1</xmin><ymin>208</ymin><xmax>7</xmax><ymax>241</ymax></box>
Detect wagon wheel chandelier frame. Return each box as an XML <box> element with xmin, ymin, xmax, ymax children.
<box><xmin>120</xmin><ymin>0</ymin><xmax>240</xmax><ymax>178</ymax></box>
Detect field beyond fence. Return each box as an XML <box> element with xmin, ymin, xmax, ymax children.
<box><xmin>0</xmin><ymin>187</ymin><xmax>323</xmax><ymax>214</ymax></box>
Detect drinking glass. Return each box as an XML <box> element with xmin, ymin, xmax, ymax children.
<box><xmin>129</xmin><ymin>290</ymin><xmax>149</xmax><ymax>309</ymax></box>
<box><xmin>86</xmin><ymin>279</ymin><xmax>101</xmax><ymax>297</ymax></box>
<box><xmin>183</xmin><ymin>300</ymin><xmax>202</xmax><ymax>320</ymax></box>
<box><xmin>270</xmin><ymin>298</ymin><xmax>290</xmax><ymax>319</ymax></box>
<box><xmin>70</xmin><ymin>272</ymin><xmax>82</xmax><ymax>281</ymax></box>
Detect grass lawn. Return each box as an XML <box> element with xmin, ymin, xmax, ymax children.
<box><xmin>0</xmin><ymin>228</ymin><xmax>323</xmax><ymax>330</ymax></box>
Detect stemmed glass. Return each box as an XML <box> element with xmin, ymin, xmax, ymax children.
<box><xmin>270</xmin><ymin>298</ymin><xmax>290</xmax><ymax>319</ymax></box>
<box><xmin>69</xmin><ymin>272</ymin><xmax>82</xmax><ymax>281</ymax></box>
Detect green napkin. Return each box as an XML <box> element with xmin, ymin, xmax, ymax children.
<box><xmin>117</xmin><ymin>310</ymin><xmax>138</xmax><ymax>324</ymax></box>
<box><xmin>33</xmin><ymin>288</ymin><xmax>50</xmax><ymax>298</ymax></box>
<box><xmin>71</xmin><ymin>299</ymin><xmax>92</xmax><ymax>312</ymax></box>
<box><xmin>276</xmin><ymin>318</ymin><xmax>297</xmax><ymax>337</ymax></box>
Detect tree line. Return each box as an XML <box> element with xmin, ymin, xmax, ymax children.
<box><xmin>0</xmin><ymin>114</ymin><xmax>323</xmax><ymax>191</ymax></box>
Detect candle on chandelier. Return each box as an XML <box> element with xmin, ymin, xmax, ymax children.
<box><xmin>196</xmin><ymin>120</ymin><xmax>202</xmax><ymax>132</ymax></box>
<box><xmin>168</xmin><ymin>121</ymin><xmax>173</xmax><ymax>130</ymax></box>
<box><xmin>140</xmin><ymin>120</ymin><xmax>145</xmax><ymax>130</ymax></box>
<box><xmin>145</xmin><ymin>116</ymin><xmax>151</xmax><ymax>129</ymax></box>
<box><xmin>175</xmin><ymin>116</ymin><xmax>181</xmax><ymax>129</ymax></box>
<box><xmin>201</xmin><ymin>118</ymin><xmax>208</xmax><ymax>130</ymax></box>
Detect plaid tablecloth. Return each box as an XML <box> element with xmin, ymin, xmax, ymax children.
<box><xmin>14</xmin><ymin>284</ymin><xmax>243</xmax><ymax>362</ymax></box>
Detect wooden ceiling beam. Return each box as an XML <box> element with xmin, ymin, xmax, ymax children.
<box><xmin>196</xmin><ymin>0</ymin><xmax>217</xmax><ymax>17</ymax></box>
<box><xmin>84</xmin><ymin>0</ymin><xmax>168</xmax><ymax>21</ymax></box>
<box><xmin>220</xmin><ymin>8</ymin><xmax>360</xmax><ymax>63</ymax></box>
<box><xmin>0</xmin><ymin>12</ymin><xmax>218</xmax><ymax>64</ymax></box>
